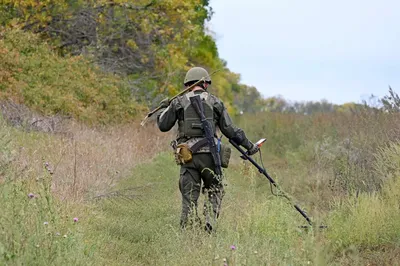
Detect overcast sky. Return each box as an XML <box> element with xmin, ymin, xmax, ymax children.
<box><xmin>208</xmin><ymin>0</ymin><xmax>400</xmax><ymax>104</ymax></box>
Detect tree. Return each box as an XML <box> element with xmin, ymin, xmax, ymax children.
<box><xmin>0</xmin><ymin>0</ymin><xmax>265</xmax><ymax>113</ymax></box>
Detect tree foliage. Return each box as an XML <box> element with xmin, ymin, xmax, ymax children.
<box><xmin>2</xmin><ymin>0</ymin><xmax>383</xmax><ymax>121</ymax></box>
<box><xmin>0</xmin><ymin>0</ymin><xmax>248</xmax><ymax>114</ymax></box>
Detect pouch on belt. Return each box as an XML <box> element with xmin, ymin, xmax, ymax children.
<box><xmin>220</xmin><ymin>143</ymin><xmax>231</xmax><ymax>168</ymax></box>
<box><xmin>174</xmin><ymin>143</ymin><xmax>193</xmax><ymax>165</ymax></box>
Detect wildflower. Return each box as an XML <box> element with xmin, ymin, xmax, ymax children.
<box><xmin>73</xmin><ymin>217</ymin><xmax>78</xmax><ymax>222</ymax></box>
<box><xmin>223</xmin><ymin>264</ymin><xmax>228</xmax><ymax>266</ymax></box>
<box><xmin>28</xmin><ymin>193</ymin><xmax>35</xmax><ymax>199</ymax></box>
<box><xmin>230</xmin><ymin>245</ymin><xmax>236</xmax><ymax>250</ymax></box>
<box><xmin>55</xmin><ymin>232</ymin><xmax>60</xmax><ymax>236</ymax></box>
<box><xmin>223</xmin><ymin>258</ymin><xmax>227</xmax><ymax>262</ymax></box>
<box><xmin>43</xmin><ymin>221</ymin><xmax>49</xmax><ymax>225</ymax></box>
<box><xmin>63</xmin><ymin>235</ymin><xmax>67</xmax><ymax>238</ymax></box>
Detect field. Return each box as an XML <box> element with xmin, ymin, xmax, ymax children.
<box><xmin>2</xmin><ymin>108</ymin><xmax>400</xmax><ymax>265</ymax></box>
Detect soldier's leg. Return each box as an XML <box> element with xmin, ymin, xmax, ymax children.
<box><xmin>193</xmin><ymin>154</ymin><xmax>225</xmax><ymax>230</ymax></box>
<box><xmin>202</xmin><ymin>171</ymin><xmax>225</xmax><ymax>230</ymax></box>
<box><xmin>179</xmin><ymin>166</ymin><xmax>201</xmax><ymax>229</ymax></box>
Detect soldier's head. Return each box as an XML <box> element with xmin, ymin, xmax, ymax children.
<box><xmin>184</xmin><ymin>67</ymin><xmax>211</xmax><ymax>90</ymax></box>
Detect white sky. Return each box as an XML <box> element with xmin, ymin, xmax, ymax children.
<box><xmin>208</xmin><ymin>0</ymin><xmax>400</xmax><ymax>104</ymax></box>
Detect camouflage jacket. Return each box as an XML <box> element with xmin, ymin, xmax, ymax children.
<box><xmin>157</xmin><ymin>89</ymin><xmax>253</xmax><ymax>152</ymax></box>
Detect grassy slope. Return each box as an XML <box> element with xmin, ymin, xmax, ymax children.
<box><xmin>0</xmin><ymin>29</ymin><xmax>144</xmax><ymax>124</ymax></box>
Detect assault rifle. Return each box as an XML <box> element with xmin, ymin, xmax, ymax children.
<box><xmin>190</xmin><ymin>95</ymin><xmax>222</xmax><ymax>176</ymax></box>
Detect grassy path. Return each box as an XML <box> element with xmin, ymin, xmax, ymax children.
<box><xmin>88</xmin><ymin>153</ymin><xmax>322</xmax><ymax>266</ymax></box>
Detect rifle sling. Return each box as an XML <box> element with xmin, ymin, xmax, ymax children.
<box><xmin>190</xmin><ymin>138</ymin><xmax>209</xmax><ymax>153</ymax></box>
<box><xmin>189</xmin><ymin>95</ymin><xmax>222</xmax><ymax>175</ymax></box>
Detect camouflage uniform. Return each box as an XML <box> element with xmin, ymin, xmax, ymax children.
<box><xmin>157</xmin><ymin>67</ymin><xmax>255</xmax><ymax>231</ymax></box>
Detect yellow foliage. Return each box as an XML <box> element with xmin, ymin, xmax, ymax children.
<box><xmin>0</xmin><ymin>0</ymin><xmax>259</xmax><ymax>119</ymax></box>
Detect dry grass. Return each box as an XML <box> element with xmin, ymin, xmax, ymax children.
<box><xmin>3</xmin><ymin>107</ymin><xmax>400</xmax><ymax>265</ymax></box>
<box><xmin>10</xmin><ymin>120</ymin><xmax>173</xmax><ymax>201</ymax></box>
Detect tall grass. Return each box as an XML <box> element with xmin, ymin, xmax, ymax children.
<box><xmin>236</xmin><ymin>109</ymin><xmax>400</xmax><ymax>197</ymax></box>
<box><xmin>0</xmin><ymin>114</ymin><xmax>171</xmax><ymax>265</ymax></box>
<box><xmin>0</xmin><ymin>118</ymin><xmax>93</xmax><ymax>265</ymax></box>
<box><xmin>8</xmin><ymin>119</ymin><xmax>171</xmax><ymax>201</ymax></box>
<box><xmin>86</xmin><ymin>136</ymin><xmax>400</xmax><ymax>265</ymax></box>
<box><xmin>325</xmin><ymin>142</ymin><xmax>400</xmax><ymax>265</ymax></box>
<box><xmin>2</xmin><ymin>106</ymin><xmax>400</xmax><ymax>265</ymax></box>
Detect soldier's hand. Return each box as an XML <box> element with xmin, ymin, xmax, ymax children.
<box><xmin>159</xmin><ymin>98</ymin><xmax>170</xmax><ymax>108</ymax></box>
<box><xmin>247</xmin><ymin>143</ymin><xmax>260</xmax><ymax>156</ymax></box>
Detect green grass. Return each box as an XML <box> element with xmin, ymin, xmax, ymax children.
<box><xmin>87</xmin><ymin>153</ymin><xmax>327</xmax><ymax>266</ymax></box>
<box><xmin>3</xmin><ymin>129</ymin><xmax>400</xmax><ymax>265</ymax></box>
<box><xmin>85</xmin><ymin>142</ymin><xmax>400</xmax><ymax>265</ymax></box>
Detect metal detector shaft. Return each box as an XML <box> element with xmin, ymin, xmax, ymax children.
<box><xmin>229</xmin><ymin>139</ymin><xmax>313</xmax><ymax>226</ymax></box>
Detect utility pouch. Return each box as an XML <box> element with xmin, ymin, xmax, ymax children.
<box><xmin>174</xmin><ymin>143</ymin><xmax>193</xmax><ymax>165</ymax></box>
<box><xmin>220</xmin><ymin>143</ymin><xmax>231</xmax><ymax>168</ymax></box>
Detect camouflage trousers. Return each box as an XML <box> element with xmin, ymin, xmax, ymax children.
<box><xmin>179</xmin><ymin>153</ymin><xmax>225</xmax><ymax>231</ymax></box>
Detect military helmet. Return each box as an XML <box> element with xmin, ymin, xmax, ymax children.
<box><xmin>184</xmin><ymin>67</ymin><xmax>211</xmax><ymax>85</ymax></box>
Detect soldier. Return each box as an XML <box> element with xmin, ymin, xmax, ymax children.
<box><xmin>157</xmin><ymin>67</ymin><xmax>259</xmax><ymax>232</ymax></box>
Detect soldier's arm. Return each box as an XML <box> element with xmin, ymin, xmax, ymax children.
<box><xmin>214</xmin><ymin>100</ymin><xmax>254</xmax><ymax>150</ymax></box>
<box><xmin>157</xmin><ymin>99</ymin><xmax>179</xmax><ymax>132</ymax></box>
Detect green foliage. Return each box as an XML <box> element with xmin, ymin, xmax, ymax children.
<box><xmin>0</xmin><ymin>29</ymin><xmax>144</xmax><ymax>124</ymax></box>
<box><xmin>0</xmin><ymin>0</ymin><xmax>258</xmax><ymax>115</ymax></box>
<box><xmin>233</xmin><ymin>84</ymin><xmax>264</xmax><ymax>113</ymax></box>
